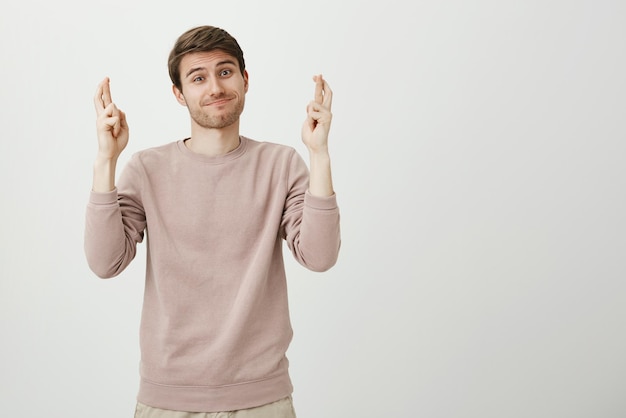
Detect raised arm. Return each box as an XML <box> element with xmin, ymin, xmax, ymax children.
<box><xmin>85</xmin><ymin>78</ymin><xmax>144</xmax><ymax>279</ymax></box>
<box><xmin>281</xmin><ymin>75</ymin><xmax>340</xmax><ymax>272</ymax></box>
<box><xmin>92</xmin><ymin>77</ymin><xmax>129</xmax><ymax>192</ymax></box>
<box><xmin>301</xmin><ymin>75</ymin><xmax>334</xmax><ymax>197</ymax></box>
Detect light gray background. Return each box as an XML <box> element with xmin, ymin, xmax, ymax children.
<box><xmin>1</xmin><ymin>1</ymin><xmax>625</xmax><ymax>417</ymax></box>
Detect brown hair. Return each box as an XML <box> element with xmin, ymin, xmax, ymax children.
<box><xmin>168</xmin><ymin>25</ymin><xmax>246</xmax><ymax>90</ymax></box>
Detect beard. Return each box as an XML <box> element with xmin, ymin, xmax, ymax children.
<box><xmin>188</xmin><ymin>95</ymin><xmax>245</xmax><ymax>129</ymax></box>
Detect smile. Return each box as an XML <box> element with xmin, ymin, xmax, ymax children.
<box><xmin>205</xmin><ymin>98</ymin><xmax>233</xmax><ymax>106</ymax></box>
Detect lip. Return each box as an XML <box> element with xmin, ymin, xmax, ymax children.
<box><xmin>205</xmin><ymin>97</ymin><xmax>233</xmax><ymax>106</ymax></box>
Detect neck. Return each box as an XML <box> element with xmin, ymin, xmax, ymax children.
<box><xmin>185</xmin><ymin>121</ymin><xmax>241</xmax><ymax>157</ymax></box>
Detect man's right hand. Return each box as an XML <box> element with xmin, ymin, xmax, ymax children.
<box><xmin>92</xmin><ymin>77</ymin><xmax>129</xmax><ymax>192</ymax></box>
<box><xmin>93</xmin><ymin>77</ymin><xmax>129</xmax><ymax>161</ymax></box>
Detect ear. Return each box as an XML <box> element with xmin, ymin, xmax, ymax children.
<box><xmin>243</xmin><ymin>70</ymin><xmax>249</xmax><ymax>93</ymax></box>
<box><xmin>172</xmin><ymin>85</ymin><xmax>187</xmax><ymax>106</ymax></box>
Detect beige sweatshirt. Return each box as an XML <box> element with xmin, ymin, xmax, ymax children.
<box><xmin>84</xmin><ymin>136</ymin><xmax>341</xmax><ymax>412</ymax></box>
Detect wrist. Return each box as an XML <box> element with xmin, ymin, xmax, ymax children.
<box><xmin>307</xmin><ymin>147</ymin><xmax>330</xmax><ymax>160</ymax></box>
<box><xmin>307</xmin><ymin>150</ymin><xmax>334</xmax><ymax>197</ymax></box>
<box><xmin>92</xmin><ymin>157</ymin><xmax>117</xmax><ymax>193</ymax></box>
<box><xmin>94</xmin><ymin>153</ymin><xmax>118</xmax><ymax>165</ymax></box>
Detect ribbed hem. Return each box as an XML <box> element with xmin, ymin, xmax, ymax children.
<box><xmin>137</xmin><ymin>371</ymin><xmax>293</xmax><ymax>413</ymax></box>
<box><xmin>304</xmin><ymin>191</ymin><xmax>338</xmax><ymax>210</ymax></box>
<box><xmin>89</xmin><ymin>188</ymin><xmax>118</xmax><ymax>205</ymax></box>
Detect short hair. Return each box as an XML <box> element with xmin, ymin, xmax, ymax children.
<box><xmin>168</xmin><ymin>25</ymin><xmax>246</xmax><ymax>90</ymax></box>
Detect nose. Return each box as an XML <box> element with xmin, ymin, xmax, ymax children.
<box><xmin>207</xmin><ymin>76</ymin><xmax>225</xmax><ymax>96</ymax></box>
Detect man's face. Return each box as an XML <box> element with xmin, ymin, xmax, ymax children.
<box><xmin>173</xmin><ymin>50</ymin><xmax>248</xmax><ymax>130</ymax></box>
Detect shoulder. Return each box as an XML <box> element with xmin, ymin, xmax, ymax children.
<box><xmin>244</xmin><ymin>136</ymin><xmax>299</xmax><ymax>161</ymax></box>
<box><xmin>243</xmin><ymin>137</ymin><xmax>308</xmax><ymax>183</ymax></box>
<box><xmin>129</xmin><ymin>141</ymin><xmax>180</xmax><ymax>167</ymax></box>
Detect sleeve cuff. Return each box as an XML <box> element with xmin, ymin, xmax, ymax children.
<box><xmin>89</xmin><ymin>188</ymin><xmax>119</xmax><ymax>205</ymax></box>
<box><xmin>304</xmin><ymin>190</ymin><xmax>338</xmax><ymax>210</ymax></box>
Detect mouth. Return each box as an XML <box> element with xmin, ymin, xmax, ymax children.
<box><xmin>205</xmin><ymin>97</ymin><xmax>233</xmax><ymax>107</ymax></box>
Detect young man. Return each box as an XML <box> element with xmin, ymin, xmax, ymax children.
<box><xmin>84</xmin><ymin>25</ymin><xmax>340</xmax><ymax>417</ymax></box>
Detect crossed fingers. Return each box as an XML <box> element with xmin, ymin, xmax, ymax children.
<box><xmin>313</xmin><ymin>74</ymin><xmax>333</xmax><ymax>109</ymax></box>
<box><xmin>93</xmin><ymin>77</ymin><xmax>126</xmax><ymax>138</ymax></box>
<box><xmin>94</xmin><ymin>77</ymin><xmax>114</xmax><ymax>115</ymax></box>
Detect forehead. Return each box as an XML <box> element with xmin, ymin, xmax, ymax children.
<box><xmin>179</xmin><ymin>50</ymin><xmax>239</xmax><ymax>73</ymax></box>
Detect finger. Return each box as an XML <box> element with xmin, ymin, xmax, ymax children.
<box><xmin>313</xmin><ymin>74</ymin><xmax>323</xmax><ymax>104</ymax></box>
<box><xmin>114</xmin><ymin>120</ymin><xmax>120</xmax><ymax>138</ymax></box>
<box><xmin>98</xmin><ymin>103</ymin><xmax>123</xmax><ymax>134</ymax></box>
<box><xmin>321</xmin><ymin>79</ymin><xmax>333</xmax><ymax>109</ymax></box>
<box><xmin>93</xmin><ymin>78</ymin><xmax>107</xmax><ymax>114</ymax></box>
<box><xmin>307</xmin><ymin>102</ymin><xmax>332</xmax><ymax>126</ymax></box>
<box><xmin>100</xmin><ymin>115</ymin><xmax>120</xmax><ymax>136</ymax></box>
<box><xmin>101</xmin><ymin>77</ymin><xmax>113</xmax><ymax>107</ymax></box>
<box><xmin>109</xmin><ymin>105</ymin><xmax>122</xmax><ymax>137</ymax></box>
<box><xmin>308</xmin><ymin>110</ymin><xmax>331</xmax><ymax>126</ymax></box>
<box><xmin>308</xmin><ymin>101</ymin><xmax>332</xmax><ymax>116</ymax></box>
<box><xmin>119</xmin><ymin>110</ymin><xmax>128</xmax><ymax>130</ymax></box>
<box><xmin>306</xmin><ymin>114</ymin><xmax>316</xmax><ymax>131</ymax></box>
<box><xmin>101</xmin><ymin>102</ymin><xmax>119</xmax><ymax>118</ymax></box>
<box><xmin>305</xmin><ymin>103</ymin><xmax>315</xmax><ymax>128</ymax></box>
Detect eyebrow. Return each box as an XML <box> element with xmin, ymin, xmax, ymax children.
<box><xmin>185</xmin><ymin>60</ymin><xmax>238</xmax><ymax>78</ymax></box>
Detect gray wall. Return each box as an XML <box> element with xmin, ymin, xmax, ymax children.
<box><xmin>1</xmin><ymin>1</ymin><xmax>625</xmax><ymax>417</ymax></box>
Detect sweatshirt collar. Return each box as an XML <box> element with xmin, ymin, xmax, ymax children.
<box><xmin>176</xmin><ymin>136</ymin><xmax>248</xmax><ymax>164</ymax></box>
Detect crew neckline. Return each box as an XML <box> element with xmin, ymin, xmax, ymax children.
<box><xmin>176</xmin><ymin>136</ymin><xmax>248</xmax><ymax>164</ymax></box>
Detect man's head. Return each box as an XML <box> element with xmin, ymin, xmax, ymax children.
<box><xmin>168</xmin><ymin>25</ymin><xmax>246</xmax><ymax>92</ymax></box>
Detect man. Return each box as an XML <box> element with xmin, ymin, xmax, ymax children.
<box><xmin>84</xmin><ymin>25</ymin><xmax>340</xmax><ymax>417</ymax></box>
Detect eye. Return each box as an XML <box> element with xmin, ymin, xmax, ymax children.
<box><xmin>193</xmin><ymin>76</ymin><xmax>204</xmax><ymax>83</ymax></box>
<box><xmin>219</xmin><ymin>69</ymin><xmax>232</xmax><ymax>77</ymax></box>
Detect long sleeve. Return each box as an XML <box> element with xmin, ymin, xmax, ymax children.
<box><xmin>281</xmin><ymin>151</ymin><xmax>341</xmax><ymax>272</ymax></box>
<box><xmin>84</xmin><ymin>157</ymin><xmax>146</xmax><ymax>278</ymax></box>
